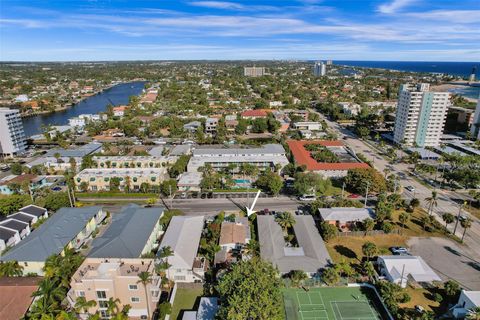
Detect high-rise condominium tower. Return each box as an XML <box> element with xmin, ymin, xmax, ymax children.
<box><xmin>313</xmin><ymin>62</ymin><xmax>326</xmax><ymax>77</ymax></box>
<box><xmin>393</xmin><ymin>83</ymin><xmax>450</xmax><ymax>147</ymax></box>
<box><xmin>0</xmin><ymin>108</ymin><xmax>26</xmax><ymax>157</ymax></box>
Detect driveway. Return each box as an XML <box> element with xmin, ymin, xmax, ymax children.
<box><xmin>407</xmin><ymin>237</ymin><xmax>480</xmax><ymax>290</ymax></box>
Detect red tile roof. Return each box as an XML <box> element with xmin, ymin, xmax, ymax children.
<box><xmin>241</xmin><ymin>110</ymin><xmax>268</xmax><ymax>118</ymax></box>
<box><xmin>0</xmin><ymin>277</ymin><xmax>40</xmax><ymax>320</ymax></box>
<box><xmin>287</xmin><ymin>140</ymin><xmax>370</xmax><ymax>171</ymax></box>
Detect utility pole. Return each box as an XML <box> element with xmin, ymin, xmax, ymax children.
<box><xmin>341</xmin><ymin>182</ymin><xmax>345</xmax><ymax>199</ymax></box>
<box><xmin>364</xmin><ymin>182</ymin><xmax>370</xmax><ymax>208</ymax></box>
<box><xmin>169</xmin><ymin>185</ymin><xmax>173</xmax><ymax>209</ymax></box>
<box><xmin>66</xmin><ymin>186</ymin><xmax>74</xmax><ymax>207</ymax></box>
<box><xmin>400</xmin><ymin>264</ymin><xmax>406</xmax><ymax>288</ymax></box>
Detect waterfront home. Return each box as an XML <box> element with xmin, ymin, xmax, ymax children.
<box><xmin>0</xmin><ymin>174</ymin><xmax>48</xmax><ymax>195</ymax></box>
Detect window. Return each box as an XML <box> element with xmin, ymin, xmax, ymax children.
<box><xmin>98</xmin><ymin>301</ymin><xmax>108</xmax><ymax>309</ymax></box>
<box><xmin>131</xmin><ymin>297</ymin><xmax>140</xmax><ymax>303</ymax></box>
<box><xmin>96</xmin><ymin>290</ymin><xmax>107</xmax><ymax>299</ymax></box>
<box><xmin>129</xmin><ymin>284</ymin><xmax>138</xmax><ymax>290</ymax></box>
<box><xmin>77</xmin><ymin>291</ymin><xmax>85</xmax><ymax>297</ymax></box>
<box><xmin>174</xmin><ymin>275</ymin><xmax>186</xmax><ymax>281</ymax></box>
<box><xmin>100</xmin><ymin>310</ymin><xmax>110</xmax><ymax>319</ymax></box>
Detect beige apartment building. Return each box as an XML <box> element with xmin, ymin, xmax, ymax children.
<box><xmin>68</xmin><ymin>258</ymin><xmax>160</xmax><ymax>319</ymax></box>
<box><xmin>92</xmin><ymin>156</ymin><xmax>177</xmax><ymax>169</ymax></box>
<box><xmin>74</xmin><ymin>168</ymin><xmax>168</xmax><ymax>192</ymax></box>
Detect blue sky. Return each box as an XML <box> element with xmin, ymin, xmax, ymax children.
<box><xmin>1</xmin><ymin>0</ymin><xmax>479</xmax><ymax>61</ymax></box>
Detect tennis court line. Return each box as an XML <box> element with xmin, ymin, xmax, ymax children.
<box><xmin>331</xmin><ymin>301</ymin><xmax>378</xmax><ymax>320</ymax></box>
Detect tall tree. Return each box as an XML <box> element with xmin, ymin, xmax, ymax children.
<box><xmin>137</xmin><ymin>271</ymin><xmax>153</xmax><ymax>320</ymax></box>
<box><xmin>216</xmin><ymin>258</ymin><xmax>283</xmax><ymax>320</ymax></box>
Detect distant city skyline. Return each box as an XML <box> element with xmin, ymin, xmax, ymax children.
<box><xmin>1</xmin><ymin>0</ymin><xmax>479</xmax><ymax>61</ymax></box>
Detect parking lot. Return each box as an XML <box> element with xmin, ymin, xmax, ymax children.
<box><xmin>408</xmin><ymin>237</ymin><xmax>480</xmax><ymax>290</ymax></box>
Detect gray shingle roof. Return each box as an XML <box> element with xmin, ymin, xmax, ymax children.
<box><xmin>88</xmin><ymin>204</ymin><xmax>163</xmax><ymax>258</ymax></box>
<box><xmin>258</xmin><ymin>215</ymin><xmax>331</xmax><ymax>274</ymax></box>
<box><xmin>0</xmin><ymin>219</ymin><xmax>29</xmax><ymax>232</ymax></box>
<box><xmin>0</xmin><ymin>206</ymin><xmax>103</xmax><ymax>262</ymax></box>
<box><xmin>44</xmin><ymin>142</ymin><xmax>102</xmax><ymax>158</ymax></box>
<box><xmin>318</xmin><ymin>207</ymin><xmax>375</xmax><ymax>223</ymax></box>
<box><xmin>0</xmin><ymin>228</ymin><xmax>16</xmax><ymax>241</ymax></box>
<box><xmin>158</xmin><ymin>216</ymin><xmax>204</xmax><ymax>269</ymax></box>
<box><xmin>19</xmin><ymin>205</ymin><xmax>47</xmax><ymax>218</ymax></box>
<box><xmin>6</xmin><ymin>213</ymin><xmax>34</xmax><ymax>224</ymax></box>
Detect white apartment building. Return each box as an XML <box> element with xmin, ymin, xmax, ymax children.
<box><xmin>244</xmin><ymin>66</ymin><xmax>265</xmax><ymax>77</ymax></box>
<box><xmin>470</xmin><ymin>96</ymin><xmax>480</xmax><ymax>141</ymax></box>
<box><xmin>0</xmin><ymin>108</ymin><xmax>27</xmax><ymax>156</ymax></box>
<box><xmin>393</xmin><ymin>83</ymin><xmax>450</xmax><ymax>147</ymax></box>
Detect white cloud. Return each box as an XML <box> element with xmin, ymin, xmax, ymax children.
<box><xmin>377</xmin><ymin>0</ymin><xmax>415</xmax><ymax>14</ymax></box>
<box><xmin>408</xmin><ymin>10</ymin><xmax>480</xmax><ymax>23</ymax></box>
<box><xmin>188</xmin><ymin>1</ymin><xmax>278</xmax><ymax>11</ymax></box>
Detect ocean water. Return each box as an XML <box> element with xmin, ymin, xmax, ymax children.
<box><xmin>334</xmin><ymin>61</ymin><xmax>479</xmax><ymax>78</ymax></box>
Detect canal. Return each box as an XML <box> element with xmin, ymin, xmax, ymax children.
<box><xmin>22</xmin><ymin>81</ymin><xmax>147</xmax><ymax>137</ymax></box>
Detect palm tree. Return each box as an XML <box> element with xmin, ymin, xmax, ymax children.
<box><xmin>460</xmin><ymin>218</ymin><xmax>473</xmax><ymax>242</ymax></box>
<box><xmin>137</xmin><ymin>271</ymin><xmax>153</xmax><ymax>320</ymax></box>
<box><xmin>243</xmin><ymin>239</ymin><xmax>259</xmax><ymax>257</ymax></box>
<box><xmin>398</xmin><ymin>212</ymin><xmax>410</xmax><ymax>233</ymax></box>
<box><xmin>289</xmin><ymin>270</ymin><xmax>308</xmax><ymax>287</ymax></box>
<box><xmin>106</xmin><ymin>297</ymin><xmax>122</xmax><ymax>316</ymax></box>
<box><xmin>362</xmin><ymin>242</ymin><xmax>378</xmax><ymax>260</ymax></box>
<box><xmin>0</xmin><ymin>260</ymin><xmax>24</xmax><ymax>277</ymax></box>
<box><xmin>275</xmin><ymin>212</ymin><xmax>296</xmax><ymax>233</ymax></box>
<box><xmin>425</xmin><ymin>191</ymin><xmax>438</xmax><ymax>216</ymax></box>
<box><xmin>74</xmin><ymin>296</ymin><xmax>97</xmax><ymax>315</ymax></box>
<box><xmin>56</xmin><ymin>311</ymin><xmax>78</xmax><ymax>320</ymax></box>
<box><xmin>442</xmin><ymin>213</ymin><xmax>455</xmax><ymax>229</ymax></box>
<box><xmin>363</xmin><ymin>218</ymin><xmax>375</xmax><ymax>236</ymax></box>
<box><xmin>466</xmin><ymin>307</ymin><xmax>480</xmax><ymax>320</ymax></box>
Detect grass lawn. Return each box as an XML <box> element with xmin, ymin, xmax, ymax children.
<box><xmin>399</xmin><ymin>287</ymin><xmax>439</xmax><ymax>312</ymax></box>
<box><xmin>325</xmin><ymin>234</ymin><xmax>407</xmax><ymax>263</ymax></box>
<box><xmin>391</xmin><ymin>208</ymin><xmax>445</xmax><ymax>238</ymax></box>
<box><xmin>170</xmin><ymin>288</ymin><xmax>203</xmax><ymax>320</ymax></box>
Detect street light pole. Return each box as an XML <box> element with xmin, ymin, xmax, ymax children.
<box><xmin>453</xmin><ymin>201</ymin><xmax>465</xmax><ymax>235</ymax></box>
<box><xmin>342</xmin><ymin>182</ymin><xmax>345</xmax><ymax>199</ymax></box>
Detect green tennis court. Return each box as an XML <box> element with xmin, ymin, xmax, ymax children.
<box><xmin>283</xmin><ymin>286</ymin><xmax>389</xmax><ymax>320</ymax></box>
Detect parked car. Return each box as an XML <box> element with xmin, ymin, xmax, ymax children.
<box><xmin>348</xmin><ymin>193</ymin><xmax>360</xmax><ymax>199</ymax></box>
<box><xmin>390</xmin><ymin>247</ymin><xmax>409</xmax><ymax>255</ymax></box>
<box><xmin>298</xmin><ymin>194</ymin><xmax>316</xmax><ymax>201</ymax></box>
<box><xmin>0</xmin><ymin>164</ymin><xmax>10</xmax><ymax>172</ymax></box>
<box><xmin>405</xmin><ymin>186</ymin><xmax>415</xmax><ymax>192</ymax></box>
<box><xmin>51</xmin><ymin>186</ymin><xmax>62</xmax><ymax>191</ymax></box>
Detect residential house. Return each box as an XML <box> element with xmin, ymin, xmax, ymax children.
<box><xmin>205</xmin><ymin>118</ymin><xmax>219</xmax><ymax>135</ymax></box>
<box><xmin>257</xmin><ymin>215</ymin><xmax>331</xmax><ymax>276</ymax></box>
<box><xmin>241</xmin><ymin>109</ymin><xmax>268</xmax><ymax>119</ymax></box>
<box><xmin>215</xmin><ymin>217</ymin><xmax>251</xmax><ymax>265</ymax></box>
<box><xmin>0</xmin><ymin>206</ymin><xmax>106</xmax><ymax>275</ymax></box>
<box><xmin>0</xmin><ymin>174</ymin><xmax>48</xmax><ymax>195</ymax></box>
<box><xmin>113</xmin><ymin>106</ymin><xmax>128</xmax><ymax>117</ymax></box>
<box><xmin>377</xmin><ymin>255</ymin><xmax>442</xmax><ymax>288</ymax></box>
<box><xmin>0</xmin><ymin>219</ymin><xmax>31</xmax><ymax>240</ymax></box>
<box><xmin>452</xmin><ymin>291</ymin><xmax>480</xmax><ymax>318</ymax></box>
<box><xmin>157</xmin><ymin>216</ymin><xmax>206</xmax><ymax>283</ymax></box>
<box><xmin>0</xmin><ymin>227</ymin><xmax>20</xmax><ymax>252</ymax></box>
<box><xmin>68</xmin><ymin>258</ymin><xmax>160</xmax><ymax>319</ymax></box>
<box><xmin>88</xmin><ymin>204</ymin><xmax>164</xmax><ymax>258</ymax></box>
<box><xmin>318</xmin><ymin>208</ymin><xmax>375</xmax><ymax>231</ymax></box>
<box><xmin>0</xmin><ymin>277</ymin><xmax>40</xmax><ymax>320</ymax></box>
<box><xmin>183</xmin><ymin>121</ymin><xmax>202</xmax><ymax>133</ymax></box>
